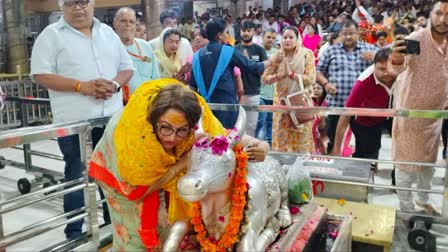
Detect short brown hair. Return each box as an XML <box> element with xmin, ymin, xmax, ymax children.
<box><xmin>148</xmin><ymin>84</ymin><xmax>202</xmax><ymax>129</ymax></box>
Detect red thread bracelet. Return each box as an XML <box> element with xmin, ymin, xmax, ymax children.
<box><xmin>289</xmin><ymin>71</ymin><xmax>295</xmax><ymax>79</ymax></box>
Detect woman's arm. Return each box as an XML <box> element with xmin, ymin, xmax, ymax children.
<box><xmin>236</xmin><ymin>75</ymin><xmax>244</xmax><ymax>103</ymax></box>
<box><xmin>241</xmin><ymin>134</ymin><xmax>270</xmax><ymax>162</ymax></box>
<box><xmin>136</xmin><ymin>154</ymin><xmax>189</xmax><ymax>201</ymax></box>
<box><xmin>262</xmin><ymin>62</ymin><xmax>280</xmax><ymax>84</ymax></box>
<box><xmin>234</xmin><ymin>67</ymin><xmax>244</xmax><ymax>102</ymax></box>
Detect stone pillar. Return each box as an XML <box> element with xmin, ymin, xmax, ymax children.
<box><xmin>230</xmin><ymin>0</ymin><xmax>246</xmax><ymax>18</ymax></box>
<box><xmin>282</xmin><ymin>0</ymin><xmax>289</xmax><ymax>14</ymax></box>
<box><xmin>144</xmin><ymin>0</ymin><xmax>167</xmax><ymax>40</ymax></box>
<box><xmin>180</xmin><ymin>0</ymin><xmax>194</xmax><ymax>19</ymax></box>
<box><xmin>0</xmin><ymin>0</ymin><xmax>6</xmax><ymax>73</ymax></box>
<box><xmin>4</xmin><ymin>0</ymin><xmax>29</xmax><ymax>73</ymax></box>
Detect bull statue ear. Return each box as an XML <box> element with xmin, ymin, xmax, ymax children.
<box><xmin>229</xmin><ymin>106</ymin><xmax>247</xmax><ymax>147</ymax></box>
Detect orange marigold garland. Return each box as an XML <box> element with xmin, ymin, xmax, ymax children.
<box><xmin>191</xmin><ymin>144</ymin><xmax>249</xmax><ymax>251</ymax></box>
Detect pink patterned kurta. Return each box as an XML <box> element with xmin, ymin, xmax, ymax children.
<box><xmin>389</xmin><ymin>29</ymin><xmax>448</xmax><ymax>172</ymax></box>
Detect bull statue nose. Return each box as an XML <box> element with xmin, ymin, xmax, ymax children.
<box><xmin>180</xmin><ymin>178</ymin><xmax>202</xmax><ymax>192</ymax></box>
<box><xmin>178</xmin><ymin>175</ymin><xmax>207</xmax><ymax>202</ymax></box>
<box><xmin>195</xmin><ymin>180</ymin><xmax>203</xmax><ymax>190</ymax></box>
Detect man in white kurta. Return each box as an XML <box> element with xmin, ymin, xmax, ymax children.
<box><xmin>388</xmin><ymin>0</ymin><xmax>448</xmax><ymax>213</ymax></box>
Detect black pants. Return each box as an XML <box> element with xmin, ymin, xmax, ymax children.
<box><xmin>59</xmin><ymin>126</ymin><xmax>110</xmax><ymax>239</ymax></box>
<box><xmin>326</xmin><ymin>115</ymin><xmax>340</xmax><ymax>154</ymax></box>
<box><xmin>350</xmin><ymin>119</ymin><xmax>383</xmax><ymax>159</ymax></box>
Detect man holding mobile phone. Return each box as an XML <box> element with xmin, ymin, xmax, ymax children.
<box><xmin>388</xmin><ymin>0</ymin><xmax>448</xmax><ymax>215</ymax></box>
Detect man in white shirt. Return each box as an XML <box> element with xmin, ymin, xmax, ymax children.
<box><xmin>148</xmin><ymin>8</ymin><xmax>193</xmax><ymax>65</ymax></box>
<box><xmin>263</xmin><ymin>14</ymin><xmax>280</xmax><ymax>34</ymax></box>
<box><xmin>31</xmin><ymin>0</ymin><xmax>134</xmax><ymax>239</ymax></box>
<box><xmin>352</xmin><ymin>0</ymin><xmax>375</xmax><ymax>25</ymax></box>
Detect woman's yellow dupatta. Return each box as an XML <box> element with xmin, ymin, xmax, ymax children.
<box><xmin>113</xmin><ymin>78</ymin><xmax>225</xmax><ymax>222</ymax></box>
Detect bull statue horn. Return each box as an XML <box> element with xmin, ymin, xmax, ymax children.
<box><xmin>195</xmin><ymin>107</ymin><xmax>205</xmax><ymax>135</ymax></box>
<box><xmin>230</xmin><ymin>106</ymin><xmax>247</xmax><ymax>147</ymax></box>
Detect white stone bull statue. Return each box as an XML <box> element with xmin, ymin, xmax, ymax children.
<box><xmin>163</xmin><ymin>107</ymin><xmax>292</xmax><ymax>251</ymax></box>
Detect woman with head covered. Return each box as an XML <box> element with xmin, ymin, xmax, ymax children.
<box><xmin>263</xmin><ymin>26</ymin><xmax>316</xmax><ymax>153</ymax></box>
<box><xmin>88</xmin><ymin>79</ymin><xmax>270</xmax><ymax>250</ymax></box>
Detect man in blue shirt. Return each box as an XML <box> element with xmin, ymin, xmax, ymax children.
<box><xmin>190</xmin><ymin>18</ymin><xmax>282</xmax><ymax>129</ymax></box>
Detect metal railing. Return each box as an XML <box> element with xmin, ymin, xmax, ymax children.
<box><xmin>211</xmin><ymin>103</ymin><xmax>448</xmax><ymax>220</ymax></box>
<box><xmin>0</xmin><ymin>120</ymin><xmax>99</xmax><ymax>251</ymax></box>
<box><xmin>0</xmin><ymin>103</ymin><xmax>447</xmax><ymax>250</ymax></box>
<box><xmin>0</xmin><ymin>66</ymin><xmax>51</xmax><ymax>130</ymax></box>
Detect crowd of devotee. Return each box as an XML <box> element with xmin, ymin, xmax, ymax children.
<box><xmin>24</xmin><ymin>0</ymin><xmax>447</xmax><ymax>249</ymax></box>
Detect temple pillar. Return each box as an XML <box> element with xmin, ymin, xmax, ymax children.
<box><xmin>180</xmin><ymin>0</ymin><xmax>194</xmax><ymax>19</ymax></box>
<box><xmin>144</xmin><ymin>0</ymin><xmax>168</xmax><ymax>40</ymax></box>
<box><xmin>229</xmin><ymin>0</ymin><xmax>247</xmax><ymax>19</ymax></box>
<box><xmin>4</xmin><ymin>0</ymin><xmax>29</xmax><ymax>73</ymax></box>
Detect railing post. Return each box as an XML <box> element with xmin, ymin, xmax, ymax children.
<box><xmin>443</xmin><ymin>162</ymin><xmax>448</xmax><ymax>218</ymax></box>
<box><xmin>16</xmin><ymin>65</ymin><xmax>22</xmax><ymax>81</ymax></box>
<box><xmin>79</xmin><ymin>128</ymin><xmax>99</xmax><ymax>248</ymax></box>
<box><xmin>16</xmin><ymin>65</ymin><xmax>24</xmax><ymax>97</ymax></box>
<box><xmin>86</xmin><ymin>183</ymin><xmax>100</xmax><ymax>247</ymax></box>
<box><xmin>18</xmin><ymin>92</ymin><xmax>33</xmax><ymax>171</ymax></box>
<box><xmin>0</xmin><ymin>194</ymin><xmax>5</xmax><ymax>252</ymax></box>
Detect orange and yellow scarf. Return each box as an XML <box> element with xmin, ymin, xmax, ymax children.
<box><xmin>89</xmin><ymin>78</ymin><xmax>225</xmax><ymax>248</ymax></box>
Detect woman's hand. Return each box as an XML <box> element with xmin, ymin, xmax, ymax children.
<box><xmin>277</xmin><ymin>62</ymin><xmax>288</xmax><ymax>79</ymax></box>
<box><xmin>245</xmin><ymin>139</ymin><xmax>270</xmax><ymax>162</ymax></box>
<box><xmin>286</xmin><ymin>63</ymin><xmax>298</xmax><ymax>80</ymax></box>
<box><xmin>270</xmin><ymin>51</ymin><xmax>285</xmax><ymax>64</ymax></box>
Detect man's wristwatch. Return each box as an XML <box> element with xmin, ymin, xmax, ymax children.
<box><xmin>112</xmin><ymin>80</ymin><xmax>121</xmax><ymax>93</ymax></box>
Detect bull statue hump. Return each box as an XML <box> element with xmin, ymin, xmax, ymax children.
<box><xmin>163</xmin><ymin>107</ymin><xmax>292</xmax><ymax>251</ymax></box>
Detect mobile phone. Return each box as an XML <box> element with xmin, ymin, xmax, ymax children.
<box><xmin>402</xmin><ymin>39</ymin><xmax>420</xmax><ymax>55</ymax></box>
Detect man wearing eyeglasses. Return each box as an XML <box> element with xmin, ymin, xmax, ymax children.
<box><xmin>30</xmin><ymin>0</ymin><xmax>134</xmax><ymax>239</ymax></box>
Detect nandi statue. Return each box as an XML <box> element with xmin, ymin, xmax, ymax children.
<box><xmin>163</xmin><ymin>107</ymin><xmax>292</xmax><ymax>251</ymax></box>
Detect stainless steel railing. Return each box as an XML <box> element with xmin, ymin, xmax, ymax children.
<box><xmin>208</xmin><ymin>103</ymin><xmax>448</xmax><ymax>119</ymax></box>
<box><xmin>0</xmin><ymin>120</ymin><xmax>99</xmax><ymax>251</ymax></box>
<box><xmin>0</xmin><ymin>103</ymin><xmax>447</xmax><ymax>250</ymax></box>
<box><xmin>213</xmin><ymin>103</ymin><xmax>448</xmax><ymax>220</ymax></box>
<box><xmin>0</xmin><ymin>80</ymin><xmax>51</xmax><ymax>129</ymax></box>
